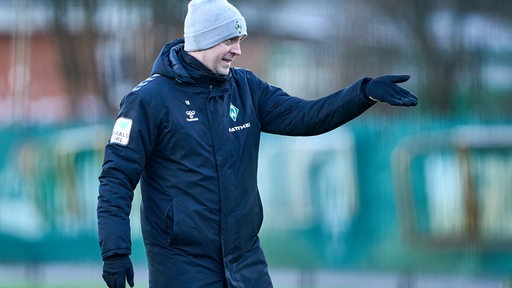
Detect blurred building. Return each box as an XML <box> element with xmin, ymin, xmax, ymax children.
<box><xmin>0</xmin><ymin>0</ymin><xmax>397</xmax><ymax>124</ymax></box>
<box><xmin>0</xmin><ymin>1</ymin><xmax>67</xmax><ymax>124</ymax></box>
<box><xmin>0</xmin><ymin>0</ymin><xmax>511</xmax><ymax>125</ymax></box>
<box><xmin>0</xmin><ymin>0</ymin><xmax>344</xmax><ymax>125</ymax></box>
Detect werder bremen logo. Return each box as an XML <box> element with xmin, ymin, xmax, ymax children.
<box><xmin>229</xmin><ymin>103</ymin><xmax>239</xmax><ymax>122</ymax></box>
<box><xmin>235</xmin><ymin>21</ymin><xmax>242</xmax><ymax>34</ymax></box>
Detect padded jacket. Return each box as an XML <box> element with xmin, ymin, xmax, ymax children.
<box><xmin>97</xmin><ymin>38</ymin><xmax>375</xmax><ymax>288</ymax></box>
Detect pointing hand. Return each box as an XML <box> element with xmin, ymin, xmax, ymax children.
<box><xmin>364</xmin><ymin>75</ymin><xmax>418</xmax><ymax>107</ymax></box>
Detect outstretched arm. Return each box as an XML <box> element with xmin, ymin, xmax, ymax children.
<box><xmin>255</xmin><ymin>74</ymin><xmax>417</xmax><ymax>136</ymax></box>
<box><xmin>256</xmin><ymin>77</ymin><xmax>373</xmax><ymax>136</ymax></box>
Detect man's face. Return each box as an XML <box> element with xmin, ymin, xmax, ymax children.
<box><xmin>189</xmin><ymin>36</ymin><xmax>243</xmax><ymax>75</ymax></box>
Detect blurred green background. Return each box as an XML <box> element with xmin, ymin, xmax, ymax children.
<box><xmin>1</xmin><ymin>0</ymin><xmax>512</xmax><ymax>287</ymax></box>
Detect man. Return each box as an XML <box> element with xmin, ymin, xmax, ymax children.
<box><xmin>97</xmin><ymin>0</ymin><xmax>418</xmax><ymax>287</ymax></box>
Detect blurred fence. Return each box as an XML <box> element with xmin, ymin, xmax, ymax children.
<box><xmin>393</xmin><ymin>125</ymin><xmax>512</xmax><ymax>247</ymax></box>
<box><xmin>0</xmin><ymin>124</ymin><xmax>109</xmax><ymax>262</ymax></box>
<box><xmin>1</xmin><ymin>117</ymin><xmax>512</xmax><ymax>277</ymax></box>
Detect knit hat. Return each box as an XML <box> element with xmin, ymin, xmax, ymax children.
<box><xmin>184</xmin><ymin>0</ymin><xmax>247</xmax><ymax>51</ymax></box>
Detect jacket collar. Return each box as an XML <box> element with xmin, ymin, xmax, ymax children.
<box><xmin>151</xmin><ymin>38</ymin><xmax>231</xmax><ymax>85</ymax></box>
<box><xmin>178</xmin><ymin>48</ymin><xmax>229</xmax><ymax>84</ymax></box>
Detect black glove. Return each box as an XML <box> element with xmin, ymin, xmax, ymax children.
<box><xmin>102</xmin><ymin>255</ymin><xmax>134</xmax><ymax>288</ymax></box>
<box><xmin>364</xmin><ymin>75</ymin><xmax>418</xmax><ymax>107</ymax></box>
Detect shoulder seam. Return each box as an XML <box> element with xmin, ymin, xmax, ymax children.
<box><xmin>131</xmin><ymin>74</ymin><xmax>162</xmax><ymax>92</ymax></box>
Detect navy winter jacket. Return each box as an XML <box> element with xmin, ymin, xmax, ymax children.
<box><xmin>97</xmin><ymin>38</ymin><xmax>375</xmax><ymax>288</ymax></box>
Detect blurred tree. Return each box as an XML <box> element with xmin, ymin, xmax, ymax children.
<box><xmin>124</xmin><ymin>0</ymin><xmax>186</xmax><ymax>82</ymax></box>
<box><xmin>49</xmin><ymin>0</ymin><xmax>101</xmax><ymax>117</ymax></box>
<box><xmin>363</xmin><ymin>0</ymin><xmax>512</xmax><ymax>113</ymax></box>
<box><xmin>44</xmin><ymin>0</ymin><xmax>186</xmax><ymax>117</ymax></box>
<box><xmin>38</xmin><ymin>0</ymin><xmax>512</xmax><ymax>117</ymax></box>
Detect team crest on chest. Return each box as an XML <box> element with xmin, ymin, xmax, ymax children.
<box><xmin>229</xmin><ymin>103</ymin><xmax>239</xmax><ymax>122</ymax></box>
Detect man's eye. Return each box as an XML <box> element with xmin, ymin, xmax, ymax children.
<box><xmin>224</xmin><ymin>37</ymin><xmax>242</xmax><ymax>45</ymax></box>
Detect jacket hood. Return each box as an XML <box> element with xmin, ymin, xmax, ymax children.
<box><xmin>150</xmin><ymin>38</ymin><xmax>229</xmax><ymax>84</ymax></box>
<box><xmin>151</xmin><ymin>38</ymin><xmax>189</xmax><ymax>82</ymax></box>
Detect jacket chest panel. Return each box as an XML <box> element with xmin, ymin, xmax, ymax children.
<box><xmin>156</xmin><ymin>87</ymin><xmax>259</xmax><ymax>171</ymax></box>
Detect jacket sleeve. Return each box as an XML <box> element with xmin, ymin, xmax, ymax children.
<box><xmin>97</xmin><ymin>89</ymin><xmax>161</xmax><ymax>260</ymax></box>
<box><xmin>253</xmin><ymin>75</ymin><xmax>375</xmax><ymax>136</ymax></box>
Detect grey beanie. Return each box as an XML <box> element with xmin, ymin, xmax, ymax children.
<box><xmin>184</xmin><ymin>0</ymin><xmax>247</xmax><ymax>51</ymax></box>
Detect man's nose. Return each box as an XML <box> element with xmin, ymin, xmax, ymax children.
<box><xmin>231</xmin><ymin>42</ymin><xmax>242</xmax><ymax>56</ymax></box>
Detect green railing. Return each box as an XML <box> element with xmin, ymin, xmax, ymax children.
<box><xmin>1</xmin><ymin>118</ymin><xmax>512</xmax><ymax>276</ymax></box>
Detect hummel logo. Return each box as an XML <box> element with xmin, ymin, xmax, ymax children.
<box><xmin>186</xmin><ymin>110</ymin><xmax>199</xmax><ymax>122</ymax></box>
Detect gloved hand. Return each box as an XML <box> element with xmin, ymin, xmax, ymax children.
<box><xmin>364</xmin><ymin>75</ymin><xmax>418</xmax><ymax>107</ymax></box>
<box><xmin>102</xmin><ymin>255</ymin><xmax>134</xmax><ymax>288</ymax></box>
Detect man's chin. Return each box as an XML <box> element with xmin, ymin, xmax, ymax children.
<box><xmin>218</xmin><ymin>68</ymin><xmax>230</xmax><ymax>75</ymax></box>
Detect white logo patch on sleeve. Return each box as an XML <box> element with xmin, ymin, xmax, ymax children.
<box><xmin>110</xmin><ymin>117</ymin><xmax>132</xmax><ymax>145</ymax></box>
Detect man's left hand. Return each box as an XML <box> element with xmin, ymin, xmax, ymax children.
<box><xmin>364</xmin><ymin>75</ymin><xmax>418</xmax><ymax>107</ymax></box>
